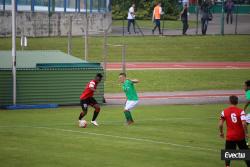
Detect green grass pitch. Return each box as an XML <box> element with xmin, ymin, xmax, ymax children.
<box><xmin>0</xmin><ymin>104</ymin><xmax>247</xmax><ymax>167</ymax></box>
<box><xmin>105</xmin><ymin>69</ymin><xmax>250</xmax><ymax>93</ymax></box>
<box><xmin>0</xmin><ymin>35</ymin><xmax>250</xmax><ymax>62</ymax></box>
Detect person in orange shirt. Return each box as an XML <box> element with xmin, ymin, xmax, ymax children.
<box><xmin>152</xmin><ymin>2</ymin><xmax>164</xmax><ymax>35</ymax></box>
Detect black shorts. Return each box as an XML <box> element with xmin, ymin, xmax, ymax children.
<box><xmin>80</xmin><ymin>97</ymin><xmax>98</xmax><ymax>112</ymax></box>
<box><xmin>225</xmin><ymin>139</ymin><xmax>248</xmax><ymax>150</ymax></box>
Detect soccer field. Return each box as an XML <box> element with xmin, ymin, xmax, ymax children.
<box><xmin>0</xmin><ymin>104</ymin><xmax>246</xmax><ymax>167</ymax></box>
<box><xmin>105</xmin><ymin>69</ymin><xmax>250</xmax><ymax>93</ymax></box>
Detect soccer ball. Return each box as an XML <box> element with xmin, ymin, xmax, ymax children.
<box><xmin>79</xmin><ymin>120</ymin><xmax>87</xmax><ymax>128</ymax></box>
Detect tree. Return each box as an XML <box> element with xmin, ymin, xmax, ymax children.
<box><xmin>111</xmin><ymin>0</ymin><xmax>180</xmax><ymax>20</ymax></box>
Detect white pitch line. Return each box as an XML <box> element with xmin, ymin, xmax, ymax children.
<box><xmin>0</xmin><ymin>125</ymin><xmax>218</xmax><ymax>153</ymax></box>
<box><xmin>0</xmin><ymin>117</ymin><xmax>217</xmax><ymax>127</ymax></box>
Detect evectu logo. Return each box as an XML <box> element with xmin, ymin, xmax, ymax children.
<box><xmin>221</xmin><ymin>150</ymin><xmax>250</xmax><ymax>160</ymax></box>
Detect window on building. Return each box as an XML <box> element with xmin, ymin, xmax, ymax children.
<box><xmin>17</xmin><ymin>0</ymin><xmax>31</xmax><ymax>11</ymax></box>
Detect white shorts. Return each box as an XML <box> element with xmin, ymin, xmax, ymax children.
<box><xmin>124</xmin><ymin>100</ymin><xmax>138</xmax><ymax>111</ymax></box>
<box><xmin>246</xmin><ymin>114</ymin><xmax>250</xmax><ymax>124</ymax></box>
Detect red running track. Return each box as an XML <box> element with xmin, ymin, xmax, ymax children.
<box><xmin>106</xmin><ymin>62</ymin><xmax>250</xmax><ymax>70</ymax></box>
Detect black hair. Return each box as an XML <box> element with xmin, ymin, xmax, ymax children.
<box><xmin>119</xmin><ymin>73</ymin><xmax>126</xmax><ymax>77</ymax></box>
<box><xmin>245</xmin><ymin>80</ymin><xmax>250</xmax><ymax>87</ymax></box>
<box><xmin>96</xmin><ymin>73</ymin><xmax>103</xmax><ymax>78</ymax></box>
<box><xmin>229</xmin><ymin>95</ymin><xmax>238</xmax><ymax>105</ymax></box>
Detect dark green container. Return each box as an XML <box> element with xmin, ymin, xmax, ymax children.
<box><xmin>0</xmin><ymin>51</ymin><xmax>104</xmax><ymax>106</ymax></box>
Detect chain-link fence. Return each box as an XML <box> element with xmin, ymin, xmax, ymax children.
<box><xmin>112</xmin><ymin>2</ymin><xmax>250</xmax><ymax>36</ymax></box>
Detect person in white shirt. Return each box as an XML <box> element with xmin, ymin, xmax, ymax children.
<box><xmin>127</xmin><ymin>4</ymin><xmax>136</xmax><ymax>34</ymax></box>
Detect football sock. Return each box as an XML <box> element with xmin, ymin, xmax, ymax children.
<box><xmin>130</xmin><ymin>113</ymin><xmax>134</xmax><ymax>122</ymax></box>
<box><xmin>124</xmin><ymin>111</ymin><xmax>133</xmax><ymax>122</ymax></box>
<box><xmin>124</xmin><ymin>111</ymin><xmax>129</xmax><ymax>121</ymax></box>
<box><xmin>92</xmin><ymin>111</ymin><xmax>99</xmax><ymax>121</ymax></box>
<box><xmin>79</xmin><ymin>111</ymin><xmax>85</xmax><ymax>120</ymax></box>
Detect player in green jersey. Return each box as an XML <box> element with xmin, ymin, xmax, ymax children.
<box><xmin>244</xmin><ymin>80</ymin><xmax>250</xmax><ymax>113</ymax></box>
<box><xmin>244</xmin><ymin>80</ymin><xmax>250</xmax><ymax>145</ymax></box>
<box><xmin>244</xmin><ymin>80</ymin><xmax>250</xmax><ymax>122</ymax></box>
<box><xmin>119</xmin><ymin>73</ymin><xmax>139</xmax><ymax>125</ymax></box>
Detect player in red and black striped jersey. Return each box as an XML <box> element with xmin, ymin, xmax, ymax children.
<box><xmin>219</xmin><ymin>95</ymin><xmax>250</xmax><ymax>167</ymax></box>
<box><xmin>78</xmin><ymin>73</ymin><xmax>103</xmax><ymax>126</ymax></box>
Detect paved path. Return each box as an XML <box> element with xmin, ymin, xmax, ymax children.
<box><xmin>107</xmin><ymin>62</ymin><xmax>250</xmax><ymax>70</ymax></box>
<box><xmin>110</xmin><ymin>14</ymin><xmax>250</xmax><ymax>36</ymax></box>
<box><xmin>105</xmin><ymin>90</ymin><xmax>246</xmax><ymax>105</ymax></box>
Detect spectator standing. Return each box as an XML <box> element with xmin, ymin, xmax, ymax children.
<box><xmin>152</xmin><ymin>2</ymin><xmax>164</xmax><ymax>35</ymax></box>
<box><xmin>127</xmin><ymin>4</ymin><xmax>136</xmax><ymax>34</ymax></box>
<box><xmin>225</xmin><ymin>0</ymin><xmax>234</xmax><ymax>24</ymax></box>
<box><xmin>200</xmin><ymin>0</ymin><xmax>212</xmax><ymax>35</ymax></box>
<box><xmin>180</xmin><ymin>4</ymin><xmax>189</xmax><ymax>35</ymax></box>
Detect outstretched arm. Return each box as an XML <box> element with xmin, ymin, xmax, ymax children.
<box><xmin>130</xmin><ymin>79</ymin><xmax>139</xmax><ymax>83</ymax></box>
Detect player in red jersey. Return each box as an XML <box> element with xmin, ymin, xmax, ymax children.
<box><xmin>78</xmin><ymin>73</ymin><xmax>103</xmax><ymax>126</ymax></box>
<box><xmin>219</xmin><ymin>95</ymin><xmax>250</xmax><ymax>167</ymax></box>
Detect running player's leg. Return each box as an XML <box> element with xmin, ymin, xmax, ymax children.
<box><xmin>124</xmin><ymin>110</ymin><xmax>133</xmax><ymax>125</ymax></box>
<box><xmin>79</xmin><ymin>99</ymin><xmax>88</xmax><ymax>120</ymax></box>
<box><xmin>89</xmin><ymin>97</ymin><xmax>100</xmax><ymax>126</ymax></box>
<box><xmin>237</xmin><ymin>140</ymin><xmax>250</xmax><ymax>167</ymax></box>
<box><xmin>225</xmin><ymin>140</ymin><xmax>237</xmax><ymax>167</ymax></box>
<box><xmin>124</xmin><ymin>101</ymin><xmax>138</xmax><ymax>125</ymax></box>
<box><xmin>124</xmin><ymin>101</ymin><xmax>134</xmax><ymax>124</ymax></box>
<box><xmin>92</xmin><ymin>104</ymin><xmax>100</xmax><ymax>121</ymax></box>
